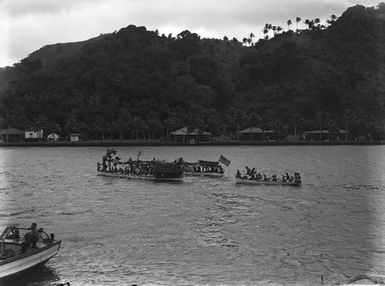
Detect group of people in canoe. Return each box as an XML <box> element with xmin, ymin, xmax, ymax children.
<box><xmin>97</xmin><ymin>149</ymin><xmax>158</xmax><ymax>177</ymax></box>
<box><xmin>182</xmin><ymin>161</ymin><xmax>224</xmax><ymax>174</ymax></box>
<box><xmin>236</xmin><ymin>166</ymin><xmax>301</xmax><ymax>183</ymax></box>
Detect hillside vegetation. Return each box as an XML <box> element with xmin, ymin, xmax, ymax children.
<box><xmin>1</xmin><ymin>4</ymin><xmax>384</xmax><ymax>140</ymax></box>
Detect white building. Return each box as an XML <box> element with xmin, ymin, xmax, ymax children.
<box><xmin>69</xmin><ymin>133</ymin><xmax>80</xmax><ymax>142</ymax></box>
<box><xmin>25</xmin><ymin>129</ymin><xmax>43</xmax><ymax>140</ymax></box>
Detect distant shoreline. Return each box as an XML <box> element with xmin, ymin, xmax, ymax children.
<box><xmin>0</xmin><ymin>140</ymin><xmax>384</xmax><ymax>147</ymax></box>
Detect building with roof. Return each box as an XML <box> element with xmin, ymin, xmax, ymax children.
<box><xmin>0</xmin><ymin>128</ymin><xmax>25</xmax><ymax>142</ymax></box>
<box><xmin>25</xmin><ymin>129</ymin><xmax>43</xmax><ymax>141</ymax></box>
<box><xmin>69</xmin><ymin>133</ymin><xmax>80</xmax><ymax>142</ymax></box>
<box><xmin>237</xmin><ymin>127</ymin><xmax>277</xmax><ymax>141</ymax></box>
<box><xmin>47</xmin><ymin>133</ymin><xmax>60</xmax><ymax>141</ymax></box>
<box><xmin>170</xmin><ymin>127</ymin><xmax>211</xmax><ymax>143</ymax></box>
<box><xmin>303</xmin><ymin>129</ymin><xmax>349</xmax><ymax>141</ymax></box>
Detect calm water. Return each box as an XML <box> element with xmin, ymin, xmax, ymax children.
<box><xmin>0</xmin><ymin>145</ymin><xmax>384</xmax><ymax>286</ymax></box>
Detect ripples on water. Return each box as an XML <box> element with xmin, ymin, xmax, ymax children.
<box><xmin>0</xmin><ymin>146</ymin><xmax>384</xmax><ymax>286</ymax></box>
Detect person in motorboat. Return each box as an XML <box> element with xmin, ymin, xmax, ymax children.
<box><xmin>236</xmin><ymin>170</ymin><xmax>242</xmax><ymax>178</ymax></box>
<box><xmin>24</xmin><ymin>223</ymin><xmax>40</xmax><ymax>249</ymax></box>
<box><xmin>272</xmin><ymin>174</ymin><xmax>277</xmax><ymax>182</ymax></box>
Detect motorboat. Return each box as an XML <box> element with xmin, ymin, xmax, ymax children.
<box><xmin>0</xmin><ymin>225</ymin><xmax>61</xmax><ymax>278</ymax></box>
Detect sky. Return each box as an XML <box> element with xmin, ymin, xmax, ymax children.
<box><xmin>0</xmin><ymin>0</ymin><xmax>382</xmax><ymax>67</ymax></box>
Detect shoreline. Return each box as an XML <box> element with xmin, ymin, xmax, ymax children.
<box><xmin>0</xmin><ymin>140</ymin><xmax>384</xmax><ymax>147</ymax></box>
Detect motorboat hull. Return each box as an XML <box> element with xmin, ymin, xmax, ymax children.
<box><xmin>0</xmin><ymin>241</ymin><xmax>61</xmax><ymax>279</ymax></box>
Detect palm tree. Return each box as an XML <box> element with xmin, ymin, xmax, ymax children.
<box><xmin>314</xmin><ymin>18</ymin><xmax>321</xmax><ymax>30</ymax></box>
<box><xmin>263</xmin><ymin>27</ymin><xmax>269</xmax><ymax>39</ymax></box>
<box><xmin>249</xmin><ymin>33</ymin><xmax>255</xmax><ymax>46</ymax></box>
<box><xmin>296</xmin><ymin>17</ymin><xmax>301</xmax><ymax>32</ymax></box>
<box><xmin>304</xmin><ymin>19</ymin><xmax>310</xmax><ymax>30</ymax></box>
<box><xmin>327</xmin><ymin>14</ymin><xmax>337</xmax><ymax>26</ymax></box>
<box><xmin>272</xmin><ymin>25</ymin><xmax>277</xmax><ymax>35</ymax></box>
<box><xmin>287</xmin><ymin>19</ymin><xmax>292</xmax><ymax>31</ymax></box>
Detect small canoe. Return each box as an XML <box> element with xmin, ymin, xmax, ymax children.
<box><xmin>235</xmin><ymin>177</ymin><xmax>302</xmax><ymax>186</ymax></box>
<box><xmin>0</xmin><ymin>225</ymin><xmax>61</xmax><ymax>279</ymax></box>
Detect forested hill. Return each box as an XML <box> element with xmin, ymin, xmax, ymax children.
<box><xmin>1</xmin><ymin>3</ymin><xmax>385</xmax><ymax>140</ymax></box>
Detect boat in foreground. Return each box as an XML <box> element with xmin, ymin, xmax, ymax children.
<box><xmin>0</xmin><ymin>225</ymin><xmax>61</xmax><ymax>279</ymax></box>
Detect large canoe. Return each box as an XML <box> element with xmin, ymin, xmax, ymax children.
<box><xmin>97</xmin><ymin>170</ymin><xmax>183</xmax><ymax>182</ymax></box>
<box><xmin>0</xmin><ymin>225</ymin><xmax>61</xmax><ymax>279</ymax></box>
<box><xmin>235</xmin><ymin>177</ymin><xmax>302</xmax><ymax>186</ymax></box>
<box><xmin>184</xmin><ymin>171</ymin><xmax>223</xmax><ymax>178</ymax></box>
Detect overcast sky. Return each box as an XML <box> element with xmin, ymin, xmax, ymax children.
<box><xmin>0</xmin><ymin>0</ymin><xmax>381</xmax><ymax>67</ymax></box>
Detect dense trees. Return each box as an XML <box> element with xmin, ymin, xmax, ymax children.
<box><xmin>0</xmin><ymin>5</ymin><xmax>385</xmax><ymax>141</ymax></box>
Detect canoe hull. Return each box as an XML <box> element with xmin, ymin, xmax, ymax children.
<box><xmin>235</xmin><ymin>177</ymin><xmax>301</xmax><ymax>186</ymax></box>
<box><xmin>97</xmin><ymin>170</ymin><xmax>183</xmax><ymax>182</ymax></box>
<box><xmin>0</xmin><ymin>241</ymin><xmax>61</xmax><ymax>279</ymax></box>
<box><xmin>184</xmin><ymin>172</ymin><xmax>223</xmax><ymax>178</ymax></box>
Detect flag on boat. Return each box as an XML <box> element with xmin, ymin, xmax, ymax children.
<box><xmin>219</xmin><ymin>155</ymin><xmax>231</xmax><ymax>166</ymax></box>
<box><xmin>137</xmin><ymin>150</ymin><xmax>142</xmax><ymax>160</ymax></box>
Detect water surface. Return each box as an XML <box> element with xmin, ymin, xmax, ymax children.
<box><xmin>0</xmin><ymin>145</ymin><xmax>384</xmax><ymax>285</ymax></box>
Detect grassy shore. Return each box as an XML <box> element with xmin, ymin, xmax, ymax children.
<box><xmin>0</xmin><ymin>139</ymin><xmax>384</xmax><ymax>147</ymax></box>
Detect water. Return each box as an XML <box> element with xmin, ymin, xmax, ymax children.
<box><xmin>0</xmin><ymin>145</ymin><xmax>384</xmax><ymax>286</ymax></box>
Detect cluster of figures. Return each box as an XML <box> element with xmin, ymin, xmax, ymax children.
<box><xmin>183</xmin><ymin>162</ymin><xmax>224</xmax><ymax>174</ymax></box>
<box><xmin>97</xmin><ymin>149</ymin><xmax>157</xmax><ymax>177</ymax></box>
<box><xmin>236</xmin><ymin>166</ymin><xmax>301</xmax><ymax>183</ymax></box>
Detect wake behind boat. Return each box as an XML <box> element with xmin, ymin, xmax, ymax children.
<box><xmin>97</xmin><ymin>149</ymin><xmax>184</xmax><ymax>182</ymax></box>
<box><xmin>0</xmin><ymin>223</ymin><xmax>61</xmax><ymax>279</ymax></box>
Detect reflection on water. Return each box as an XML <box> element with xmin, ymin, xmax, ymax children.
<box><xmin>0</xmin><ymin>146</ymin><xmax>384</xmax><ymax>285</ymax></box>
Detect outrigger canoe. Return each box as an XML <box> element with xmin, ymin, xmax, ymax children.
<box><xmin>235</xmin><ymin>177</ymin><xmax>302</xmax><ymax>186</ymax></box>
<box><xmin>0</xmin><ymin>225</ymin><xmax>61</xmax><ymax>279</ymax></box>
